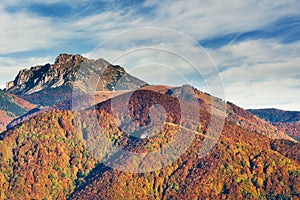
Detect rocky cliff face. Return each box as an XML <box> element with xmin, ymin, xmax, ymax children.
<box><xmin>6</xmin><ymin>54</ymin><xmax>85</xmax><ymax>95</ymax></box>
<box><xmin>5</xmin><ymin>54</ymin><xmax>147</xmax><ymax>106</ymax></box>
<box><xmin>6</xmin><ymin>54</ymin><xmax>147</xmax><ymax>95</ymax></box>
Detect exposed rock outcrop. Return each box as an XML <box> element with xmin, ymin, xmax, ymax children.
<box><xmin>5</xmin><ymin>54</ymin><xmax>147</xmax><ymax>106</ymax></box>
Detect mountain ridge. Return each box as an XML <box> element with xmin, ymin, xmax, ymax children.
<box><xmin>5</xmin><ymin>54</ymin><xmax>147</xmax><ymax>106</ymax></box>
<box><xmin>248</xmin><ymin>108</ymin><xmax>300</xmax><ymax>123</ymax></box>
<box><xmin>0</xmin><ymin>90</ymin><xmax>36</xmax><ymax>132</ymax></box>
<box><xmin>249</xmin><ymin>108</ymin><xmax>300</xmax><ymax>141</ymax></box>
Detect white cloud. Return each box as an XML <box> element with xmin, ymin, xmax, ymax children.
<box><xmin>64</xmin><ymin>0</ymin><xmax>300</xmax><ymax>48</ymax></box>
<box><xmin>1</xmin><ymin>0</ymin><xmax>299</xmax><ymax>54</ymax></box>
<box><xmin>0</xmin><ymin>6</ymin><xmax>69</xmax><ymax>54</ymax></box>
<box><xmin>224</xmin><ymin>80</ymin><xmax>300</xmax><ymax>111</ymax></box>
<box><xmin>1</xmin><ymin>0</ymin><xmax>92</xmax><ymax>6</ymax></box>
<box><xmin>0</xmin><ymin>0</ymin><xmax>299</xmax><ymax>111</ymax></box>
<box><xmin>84</xmin><ymin>27</ymin><xmax>223</xmax><ymax>98</ymax></box>
<box><xmin>139</xmin><ymin>0</ymin><xmax>300</xmax><ymax>39</ymax></box>
<box><xmin>209</xmin><ymin>39</ymin><xmax>300</xmax><ymax>110</ymax></box>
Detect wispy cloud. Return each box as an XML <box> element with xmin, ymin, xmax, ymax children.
<box><xmin>210</xmin><ymin>39</ymin><xmax>300</xmax><ymax>110</ymax></box>
<box><xmin>0</xmin><ymin>5</ymin><xmax>68</xmax><ymax>54</ymax></box>
<box><xmin>0</xmin><ymin>0</ymin><xmax>299</xmax><ymax>110</ymax></box>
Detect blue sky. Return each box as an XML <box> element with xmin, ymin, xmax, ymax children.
<box><xmin>0</xmin><ymin>0</ymin><xmax>299</xmax><ymax>110</ymax></box>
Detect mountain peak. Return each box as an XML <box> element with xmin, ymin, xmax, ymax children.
<box><xmin>5</xmin><ymin>54</ymin><xmax>147</xmax><ymax>106</ymax></box>
<box><xmin>54</xmin><ymin>53</ymin><xmax>87</xmax><ymax>65</ymax></box>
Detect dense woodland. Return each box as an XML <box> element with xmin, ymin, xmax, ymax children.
<box><xmin>0</xmin><ymin>89</ymin><xmax>299</xmax><ymax>199</ymax></box>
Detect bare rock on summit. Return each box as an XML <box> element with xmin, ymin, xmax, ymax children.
<box><xmin>5</xmin><ymin>54</ymin><xmax>147</xmax><ymax>106</ymax></box>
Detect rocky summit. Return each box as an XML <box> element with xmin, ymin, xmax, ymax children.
<box><xmin>5</xmin><ymin>54</ymin><xmax>147</xmax><ymax>106</ymax></box>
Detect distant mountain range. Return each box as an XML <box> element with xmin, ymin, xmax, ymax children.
<box><xmin>0</xmin><ymin>90</ymin><xmax>35</xmax><ymax>132</ymax></box>
<box><xmin>249</xmin><ymin>108</ymin><xmax>300</xmax><ymax>142</ymax></box>
<box><xmin>0</xmin><ymin>54</ymin><xmax>299</xmax><ymax>199</ymax></box>
<box><xmin>248</xmin><ymin>108</ymin><xmax>300</xmax><ymax>123</ymax></box>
